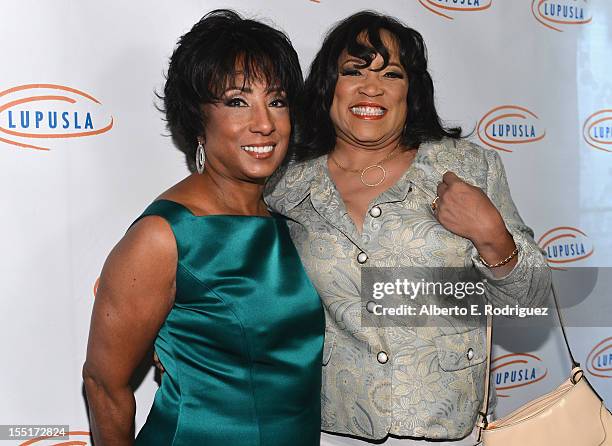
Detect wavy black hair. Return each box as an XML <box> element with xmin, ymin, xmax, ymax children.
<box><xmin>161</xmin><ymin>9</ymin><xmax>303</xmax><ymax>171</ymax></box>
<box><xmin>292</xmin><ymin>10</ymin><xmax>461</xmax><ymax>162</ymax></box>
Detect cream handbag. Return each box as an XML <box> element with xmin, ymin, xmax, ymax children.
<box><xmin>477</xmin><ymin>285</ymin><xmax>612</xmax><ymax>446</ymax></box>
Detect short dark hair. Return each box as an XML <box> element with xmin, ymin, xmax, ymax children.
<box><xmin>291</xmin><ymin>10</ymin><xmax>461</xmax><ymax>162</ymax></box>
<box><xmin>161</xmin><ymin>9</ymin><xmax>303</xmax><ymax>171</ymax></box>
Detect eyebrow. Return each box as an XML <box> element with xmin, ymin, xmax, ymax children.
<box><xmin>341</xmin><ymin>57</ymin><xmax>367</xmax><ymax>66</ymax></box>
<box><xmin>222</xmin><ymin>86</ymin><xmax>285</xmax><ymax>94</ymax></box>
<box><xmin>341</xmin><ymin>60</ymin><xmax>405</xmax><ymax>72</ymax></box>
<box><xmin>223</xmin><ymin>86</ymin><xmax>252</xmax><ymax>94</ymax></box>
<box><xmin>266</xmin><ymin>87</ymin><xmax>286</xmax><ymax>94</ymax></box>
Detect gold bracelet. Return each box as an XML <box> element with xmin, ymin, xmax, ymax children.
<box><xmin>479</xmin><ymin>246</ymin><xmax>519</xmax><ymax>268</ymax></box>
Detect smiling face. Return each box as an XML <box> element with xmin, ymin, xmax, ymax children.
<box><xmin>200</xmin><ymin>77</ymin><xmax>290</xmax><ymax>182</ymax></box>
<box><xmin>329</xmin><ymin>30</ymin><xmax>409</xmax><ymax>150</ymax></box>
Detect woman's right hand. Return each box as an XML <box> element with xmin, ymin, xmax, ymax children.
<box><xmin>82</xmin><ymin>216</ymin><xmax>177</xmax><ymax>445</ymax></box>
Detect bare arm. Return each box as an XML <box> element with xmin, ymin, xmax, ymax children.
<box><xmin>82</xmin><ymin>216</ymin><xmax>176</xmax><ymax>446</ymax></box>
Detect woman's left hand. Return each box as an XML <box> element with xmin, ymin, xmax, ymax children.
<box><xmin>433</xmin><ymin>171</ymin><xmax>516</xmax><ymax>263</ymax></box>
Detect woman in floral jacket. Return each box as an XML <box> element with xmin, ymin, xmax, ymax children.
<box><xmin>265</xmin><ymin>11</ymin><xmax>551</xmax><ymax>446</ymax></box>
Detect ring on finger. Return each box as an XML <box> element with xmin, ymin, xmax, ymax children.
<box><xmin>431</xmin><ymin>196</ymin><xmax>440</xmax><ymax>212</ymax></box>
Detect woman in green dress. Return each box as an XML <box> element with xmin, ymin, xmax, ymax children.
<box><xmin>82</xmin><ymin>10</ymin><xmax>324</xmax><ymax>446</ymax></box>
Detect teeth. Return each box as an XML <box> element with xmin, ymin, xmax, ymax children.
<box><xmin>241</xmin><ymin>145</ymin><xmax>274</xmax><ymax>153</ymax></box>
<box><xmin>351</xmin><ymin>106</ymin><xmax>386</xmax><ymax>116</ymax></box>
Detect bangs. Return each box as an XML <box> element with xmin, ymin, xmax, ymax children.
<box><xmin>345</xmin><ymin>27</ymin><xmax>393</xmax><ymax>71</ymax></box>
<box><xmin>335</xmin><ymin>16</ymin><xmax>425</xmax><ymax>74</ymax></box>
<box><xmin>207</xmin><ymin>51</ymin><xmax>284</xmax><ymax>97</ymax></box>
<box><xmin>190</xmin><ymin>32</ymin><xmax>298</xmax><ymax>103</ymax></box>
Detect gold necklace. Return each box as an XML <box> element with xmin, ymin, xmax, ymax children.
<box><xmin>330</xmin><ymin>144</ymin><xmax>402</xmax><ymax>187</ymax></box>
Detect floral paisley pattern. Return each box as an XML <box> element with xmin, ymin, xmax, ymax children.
<box><xmin>265</xmin><ymin>138</ymin><xmax>551</xmax><ymax>441</ymax></box>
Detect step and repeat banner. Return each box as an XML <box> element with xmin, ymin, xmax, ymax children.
<box><xmin>1</xmin><ymin>1</ymin><xmax>610</xmax><ymax>444</ymax></box>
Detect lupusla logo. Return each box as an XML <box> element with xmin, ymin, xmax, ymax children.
<box><xmin>0</xmin><ymin>84</ymin><xmax>113</xmax><ymax>151</ymax></box>
<box><xmin>537</xmin><ymin>226</ymin><xmax>594</xmax><ymax>268</ymax></box>
<box><xmin>18</xmin><ymin>431</ymin><xmax>91</xmax><ymax>445</ymax></box>
<box><xmin>492</xmin><ymin>353</ymin><xmax>548</xmax><ymax>398</ymax></box>
<box><xmin>586</xmin><ymin>337</ymin><xmax>612</xmax><ymax>379</ymax></box>
<box><xmin>583</xmin><ymin>109</ymin><xmax>612</xmax><ymax>153</ymax></box>
<box><xmin>418</xmin><ymin>0</ymin><xmax>492</xmax><ymax>20</ymax></box>
<box><xmin>532</xmin><ymin>0</ymin><xmax>592</xmax><ymax>32</ymax></box>
<box><xmin>477</xmin><ymin>105</ymin><xmax>545</xmax><ymax>152</ymax></box>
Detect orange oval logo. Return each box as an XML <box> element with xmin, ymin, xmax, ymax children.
<box><xmin>583</xmin><ymin>109</ymin><xmax>612</xmax><ymax>153</ymax></box>
<box><xmin>532</xmin><ymin>0</ymin><xmax>592</xmax><ymax>32</ymax></box>
<box><xmin>586</xmin><ymin>337</ymin><xmax>612</xmax><ymax>379</ymax></box>
<box><xmin>477</xmin><ymin>105</ymin><xmax>546</xmax><ymax>152</ymax></box>
<box><xmin>0</xmin><ymin>84</ymin><xmax>113</xmax><ymax>151</ymax></box>
<box><xmin>418</xmin><ymin>0</ymin><xmax>492</xmax><ymax>20</ymax></box>
<box><xmin>19</xmin><ymin>430</ymin><xmax>91</xmax><ymax>445</ymax></box>
<box><xmin>537</xmin><ymin>227</ymin><xmax>594</xmax><ymax>268</ymax></box>
<box><xmin>492</xmin><ymin>353</ymin><xmax>548</xmax><ymax>397</ymax></box>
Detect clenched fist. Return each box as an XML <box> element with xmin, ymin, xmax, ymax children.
<box><xmin>433</xmin><ymin>171</ymin><xmax>518</xmax><ymax>274</ymax></box>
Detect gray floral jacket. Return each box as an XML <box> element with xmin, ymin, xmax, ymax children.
<box><xmin>264</xmin><ymin>137</ymin><xmax>551</xmax><ymax>441</ymax></box>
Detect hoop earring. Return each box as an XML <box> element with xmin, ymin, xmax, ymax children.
<box><xmin>195</xmin><ymin>141</ymin><xmax>205</xmax><ymax>174</ymax></box>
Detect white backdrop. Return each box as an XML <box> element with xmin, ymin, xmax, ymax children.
<box><xmin>1</xmin><ymin>1</ymin><xmax>611</xmax><ymax>445</ymax></box>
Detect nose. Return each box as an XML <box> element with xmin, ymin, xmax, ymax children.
<box><xmin>359</xmin><ymin>72</ymin><xmax>384</xmax><ymax>97</ymax></box>
<box><xmin>249</xmin><ymin>103</ymin><xmax>275</xmax><ymax>135</ymax></box>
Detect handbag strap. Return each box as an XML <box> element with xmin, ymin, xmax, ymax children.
<box><xmin>550</xmin><ymin>283</ymin><xmax>580</xmax><ymax>368</ymax></box>
<box><xmin>476</xmin><ymin>282</ymin><xmax>579</xmax><ymax>440</ymax></box>
<box><xmin>476</xmin><ymin>314</ymin><xmax>493</xmax><ymax>439</ymax></box>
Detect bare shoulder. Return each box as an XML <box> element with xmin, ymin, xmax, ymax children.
<box><xmin>123</xmin><ymin>215</ymin><xmax>176</xmax><ymax>258</ymax></box>
<box><xmin>99</xmin><ymin>215</ymin><xmax>177</xmax><ymax>300</ymax></box>
<box><xmin>155</xmin><ymin>175</ymin><xmax>211</xmax><ymax>216</ymax></box>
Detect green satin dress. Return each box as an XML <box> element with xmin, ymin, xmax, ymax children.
<box><xmin>133</xmin><ymin>199</ymin><xmax>324</xmax><ymax>446</ymax></box>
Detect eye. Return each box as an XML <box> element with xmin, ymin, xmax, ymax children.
<box><xmin>225</xmin><ymin>97</ymin><xmax>247</xmax><ymax>107</ymax></box>
<box><xmin>340</xmin><ymin>68</ymin><xmax>361</xmax><ymax>76</ymax></box>
<box><xmin>270</xmin><ymin>97</ymin><xmax>288</xmax><ymax>108</ymax></box>
<box><xmin>383</xmin><ymin>71</ymin><xmax>405</xmax><ymax>79</ymax></box>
